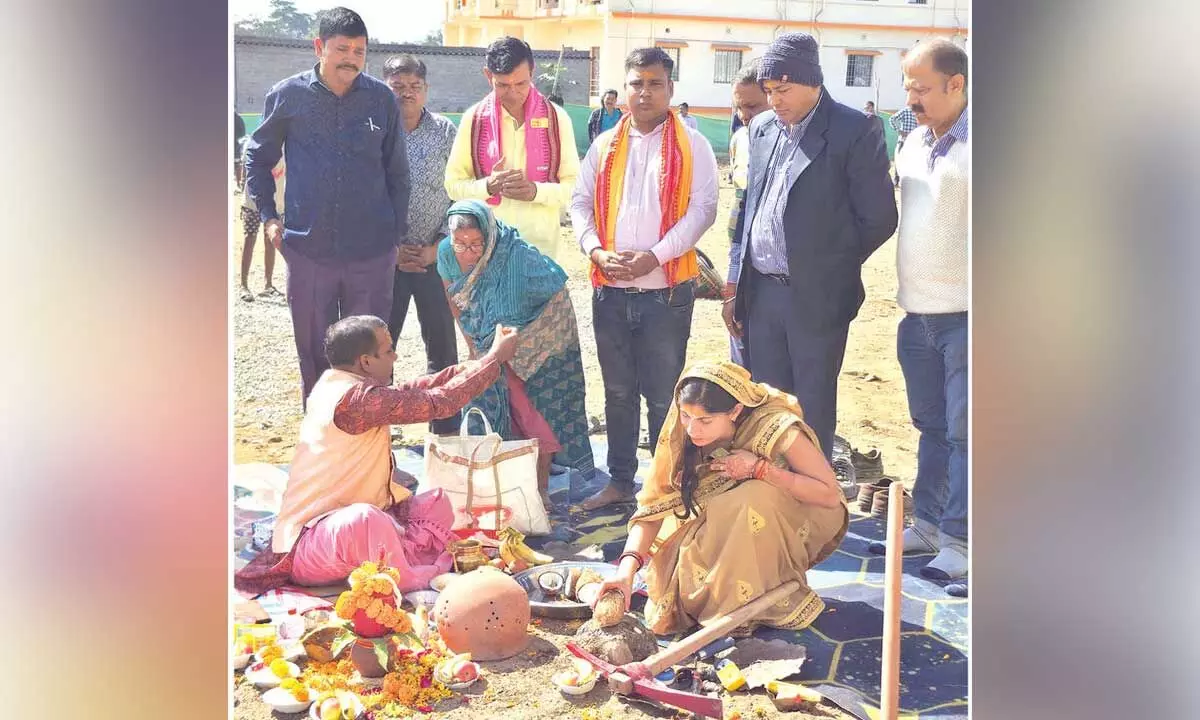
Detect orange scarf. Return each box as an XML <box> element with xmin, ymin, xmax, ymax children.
<box><xmin>590</xmin><ymin>112</ymin><xmax>698</xmax><ymax>288</ymax></box>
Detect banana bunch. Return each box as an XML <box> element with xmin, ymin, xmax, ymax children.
<box><xmin>495</xmin><ymin>527</ymin><xmax>553</xmax><ymax>573</ymax></box>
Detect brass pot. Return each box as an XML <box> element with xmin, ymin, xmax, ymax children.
<box><xmin>451</xmin><ymin>539</ymin><xmax>487</xmax><ymax>574</ymax></box>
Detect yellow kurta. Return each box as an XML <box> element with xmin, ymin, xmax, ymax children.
<box><xmin>444</xmin><ymin>101</ymin><xmax>579</xmax><ymax>262</ymax></box>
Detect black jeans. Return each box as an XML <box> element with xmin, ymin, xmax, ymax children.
<box><xmin>593</xmin><ymin>282</ymin><xmax>695</xmax><ymax>488</ymax></box>
<box><xmin>389</xmin><ymin>264</ymin><xmax>460</xmax><ymax>435</ymax></box>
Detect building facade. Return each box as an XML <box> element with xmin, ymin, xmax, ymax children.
<box><xmin>443</xmin><ymin>0</ymin><xmax>968</xmax><ymax>113</ymax></box>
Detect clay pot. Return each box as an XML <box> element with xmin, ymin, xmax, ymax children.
<box><xmin>351</xmin><ymin>594</ymin><xmax>397</xmax><ymax>638</ymax></box>
<box><xmin>434</xmin><ymin>568</ymin><xmax>530</xmax><ymax>661</ymax></box>
<box><xmin>349</xmin><ymin>637</ymin><xmax>390</xmax><ymax>678</ymax></box>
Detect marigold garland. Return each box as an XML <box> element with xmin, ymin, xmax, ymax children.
<box><xmin>335</xmin><ymin>559</ymin><xmax>411</xmax><ymax>633</ymax></box>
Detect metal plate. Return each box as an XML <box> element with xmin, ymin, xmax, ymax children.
<box><xmin>512</xmin><ymin>561</ymin><xmax>617</xmax><ymax>619</ymax></box>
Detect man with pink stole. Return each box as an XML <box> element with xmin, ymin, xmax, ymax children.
<box><xmin>235</xmin><ymin>315</ymin><xmax>519</xmax><ymax>595</ymax></box>
<box><xmin>444</xmin><ymin>36</ymin><xmax>580</xmax><ymax>262</ymax></box>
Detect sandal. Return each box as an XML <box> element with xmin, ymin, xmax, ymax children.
<box><xmin>239</xmin><ymin>287</ymin><xmax>255</xmax><ymax>302</ymax></box>
<box><xmin>258</xmin><ymin>285</ymin><xmax>282</xmax><ymax>298</ymax></box>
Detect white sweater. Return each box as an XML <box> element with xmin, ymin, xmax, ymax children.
<box><xmin>895</xmin><ymin>131</ymin><xmax>969</xmax><ymax>314</ymax></box>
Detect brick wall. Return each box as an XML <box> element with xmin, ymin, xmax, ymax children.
<box><xmin>235</xmin><ymin>35</ymin><xmax>593</xmax><ymax>115</ymax></box>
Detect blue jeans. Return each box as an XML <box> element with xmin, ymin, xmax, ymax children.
<box><xmin>593</xmin><ymin>282</ymin><xmax>695</xmax><ymax>489</ymax></box>
<box><xmin>898</xmin><ymin>312</ymin><xmax>968</xmax><ymax>543</ymax></box>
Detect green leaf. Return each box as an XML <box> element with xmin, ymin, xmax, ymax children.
<box><xmin>372</xmin><ymin>638</ymin><xmax>391</xmax><ymax>670</ymax></box>
<box><xmin>329</xmin><ymin>630</ymin><xmax>355</xmax><ymax>659</ymax></box>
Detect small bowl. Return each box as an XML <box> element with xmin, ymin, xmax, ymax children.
<box><xmin>261</xmin><ymin>686</ymin><xmax>314</xmax><ymax>714</ymax></box>
<box><xmin>552</xmin><ymin>671</ymin><xmax>598</xmax><ymax>696</ymax></box>
<box><xmin>309</xmin><ymin>693</ymin><xmax>364</xmax><ymax>719</ymax></box>
<box><xmin>246</xmin><ymin>660</ymin><xmax>301</xmax><ymax>688</ymax></box>
<box><xmin>254</xmin><ymin>642</ymin><xmax>305</xmax><ymax>664</ymax></box>
<box><xmin>404</xmin><ymin>590</ymin><xmax>440</xmax><ymax>610</ymax></box>
<box><xmin>435</xmin><ymin>659</ymin><xmax>481</xmax><ymax>689</ymax></box>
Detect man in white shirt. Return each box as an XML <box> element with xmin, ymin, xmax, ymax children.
<box><xmin>571</xmin><ymin>48</ymin><xmax>719</xmax><ymax>510</ymax></box>
<box><xmin>869</xmin><ymin>38</ymin><xmax>969</xmax><ymax>586</ymax></box>
<box><xmin>678</xmin><ymin>102</ymin><xmax>698</xmax><ymax>130</ymax></box>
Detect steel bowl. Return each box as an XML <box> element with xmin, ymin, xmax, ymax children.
<box><xmin>512</xmin><ymin>561</ymin><xmax>617</xmax><ymax>619</ymax></box>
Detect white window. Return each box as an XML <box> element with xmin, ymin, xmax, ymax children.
<box><xmin>713</xmin><ymin>49</ymin><xmax>743</xmax><ymax>84</ymax></box>
<box><xmin>846</xmin><ymin>54</ymin><xmax>874</xmax><ymax>87</ymax></box>
<box><xmin>657</xmin><ymin>46</ymin><xmax>681</xmax><ymax>81</ymax></box>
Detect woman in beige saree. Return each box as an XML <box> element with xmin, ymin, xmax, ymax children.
<box><xmin>594</xmin><ymin>361</ymin><xmax>849</xmax><ymax>636</ymax></box>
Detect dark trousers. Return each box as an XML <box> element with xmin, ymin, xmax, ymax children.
<box><xmin>744</xmin><ymin>270</ymin><xmax>849</xmax><ymax>461</ymax></box>
<box><xmin>593</xmin><ymin>282</ymin><xmax>695</xmax><ymax>489</ymax></box>
<box><xmin>282</xmin><ymin>245</ymin><xmax>398</xmax><ymax>406</ymax></box>
<box><xmin>389</xmin><ymin>264</ymin><xmax>460</xmax><ymax>435</ymax></box>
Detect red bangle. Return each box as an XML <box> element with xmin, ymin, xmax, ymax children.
<box><xmin>618</xmin><ymin>551</ymin><xmax>647</xmax><ymax>571</ymax></box>
<box><xmin>753</xmin><ymin>458</ymin><xmax>769</xmax><ymax>480</ymax></box>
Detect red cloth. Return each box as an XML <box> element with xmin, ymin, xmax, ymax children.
<box><xmin>505</xmin><ymin>370</ymin><xmax>562</xmax><ymax>456</ymax></box>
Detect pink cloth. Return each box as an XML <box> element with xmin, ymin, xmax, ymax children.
<box><xmin>475</xmin><ymin>86</ymin><xmax>556</xmax><ymax>206</ymax></box>
<box><xmin>290</xmin><ymin>490</ymin><xmax>456</xmax><ymax>592</ymax></box>
<box><xmin>505</xmin><ymin>370</ymin><xmax>562</xmax><ymax>456</ymax></box>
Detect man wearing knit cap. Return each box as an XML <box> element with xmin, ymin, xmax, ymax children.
<box><xmin>725</xmin><ymin>32</ymin><xmax>897</xmax><ymax>472</ymax></box>
<box><xmin>868</xmin><ymin>38</ymin><xmax>969</xmax><ymax>587</ymax></box>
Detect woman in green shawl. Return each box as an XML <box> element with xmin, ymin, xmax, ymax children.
<box><xmin>437</xmin><ymin>200</ymin><xmax>595</xmax><ymax>506</ymax></box>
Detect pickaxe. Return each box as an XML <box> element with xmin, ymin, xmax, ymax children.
<box><xmin>566</xmin><ymin>578</ymin><xmax>802</xmax><ymax>719</ymax></box>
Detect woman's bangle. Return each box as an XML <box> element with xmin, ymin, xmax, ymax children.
<box><xmin>753</xmin><ymin>458</ymin><xmax>769</xmax><ymax>480</ymax></box>
<box><xmin>618</xmin><ymin>550</ymin><xmax>647</xmax><ymax>572</ymax></box>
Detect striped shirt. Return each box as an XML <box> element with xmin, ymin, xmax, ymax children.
<box><xmin>920</xmin><ymin>105</ymin><xmax>969</xmax><ymax>172</ymax></box>
<box><xmin>747</xmin><ymin>91</ymin><xmax>823</xmax><ymax>276</ymax></box>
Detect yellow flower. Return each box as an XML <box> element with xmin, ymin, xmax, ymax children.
<box><xmin>356</xmin><ymin>593</ymin><xmax>372</xmax><ymax>610</ymax></box>
<box><xmin>269</xmin><ymin>658</ymin><xmax>292</xmax><ymax>678</ymax></box>
<box><xmin>367</xmin><ymin>598</ymin><xmax>384</xmax><ymax>620</ymax></box>
<box><xmin>260</xmin><ymin>644</ymin><xmax>283</xmax><ymax>664</ymax></box>
<box><xmin>360</xmin><ymin>561</ymin><xmax>379</xmax><ymax>576</ymax></box>
<box><xmin>293</xmin><ymin>688</ymin><xmax>309</xmax><ymax>702</ymax></box>
<box><xmin>392</xmin><ymin>612</ymin><xmax>412</xmax><ymax>634</ymax></box>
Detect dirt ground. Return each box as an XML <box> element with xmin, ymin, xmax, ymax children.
<box><xmin>232</xmin><ymin>618</ymin><xmax>853</xmax><ymax>720</ymax></box>
<box><xmin>231</xmin><ymin>167</ymin><xmax>914</xmax><ymax>719</ymax></box>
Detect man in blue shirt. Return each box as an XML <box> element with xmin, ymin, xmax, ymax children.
<box><xmin>245</xmin><ymin>7</ymin><xmax>411</xmax><ymax>406</ymax></box>
<box><xmin>586</xmin><ymin>89</ymin><xmax>622</xmax><ymax>144</ymax></box>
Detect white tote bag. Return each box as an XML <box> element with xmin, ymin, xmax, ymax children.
<box><xmin>419</xmin><ymin>408</ymin><xmax>551</xmax><ymax>537</ymax></box>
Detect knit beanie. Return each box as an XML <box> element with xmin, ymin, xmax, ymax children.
<box><xmin>758</xmin><ymin>32</ymin><xmax>823</xmax><ymax>87</ymax></box>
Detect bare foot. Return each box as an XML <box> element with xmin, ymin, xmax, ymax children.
<box><xmin>578</xmin><ymin>482</ymin><xmax>636</xmax><ymax>512</ymax></box>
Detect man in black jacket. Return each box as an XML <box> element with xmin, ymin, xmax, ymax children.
<box><xmin>723</xmin><ymin>32</ymin><xmax>897</xmax><ymax>460</ymax></box>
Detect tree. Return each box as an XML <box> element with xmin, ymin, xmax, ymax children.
<box><xmin>235</xmin><ymin>0</ymin><xmax>315</xmax><ymax>39</ymax></box>
<box><xmin>420</xmin><ymin>29</ymin><xmax>443</xmax><ymax>46</ymax></box>
<box><xmin>536</xmin><ymin>61</ymin><xmax>568</xmax><ymax>96</ymax></box>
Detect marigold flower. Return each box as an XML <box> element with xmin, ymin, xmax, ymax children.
<box><xmin>269</xmin><ymin>658</ymin><xmax>291</xmax><ymax>678</ymax></box>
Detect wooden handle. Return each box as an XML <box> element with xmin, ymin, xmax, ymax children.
<box><xmin>880</xmin><ymin>482</ymin><xmax>905</xmax><ymax>720</ymax></box>
<box><xmin>641</xmin><ymin>579</ymin><xmax>802</xmax><ymax>676</ymax></box>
